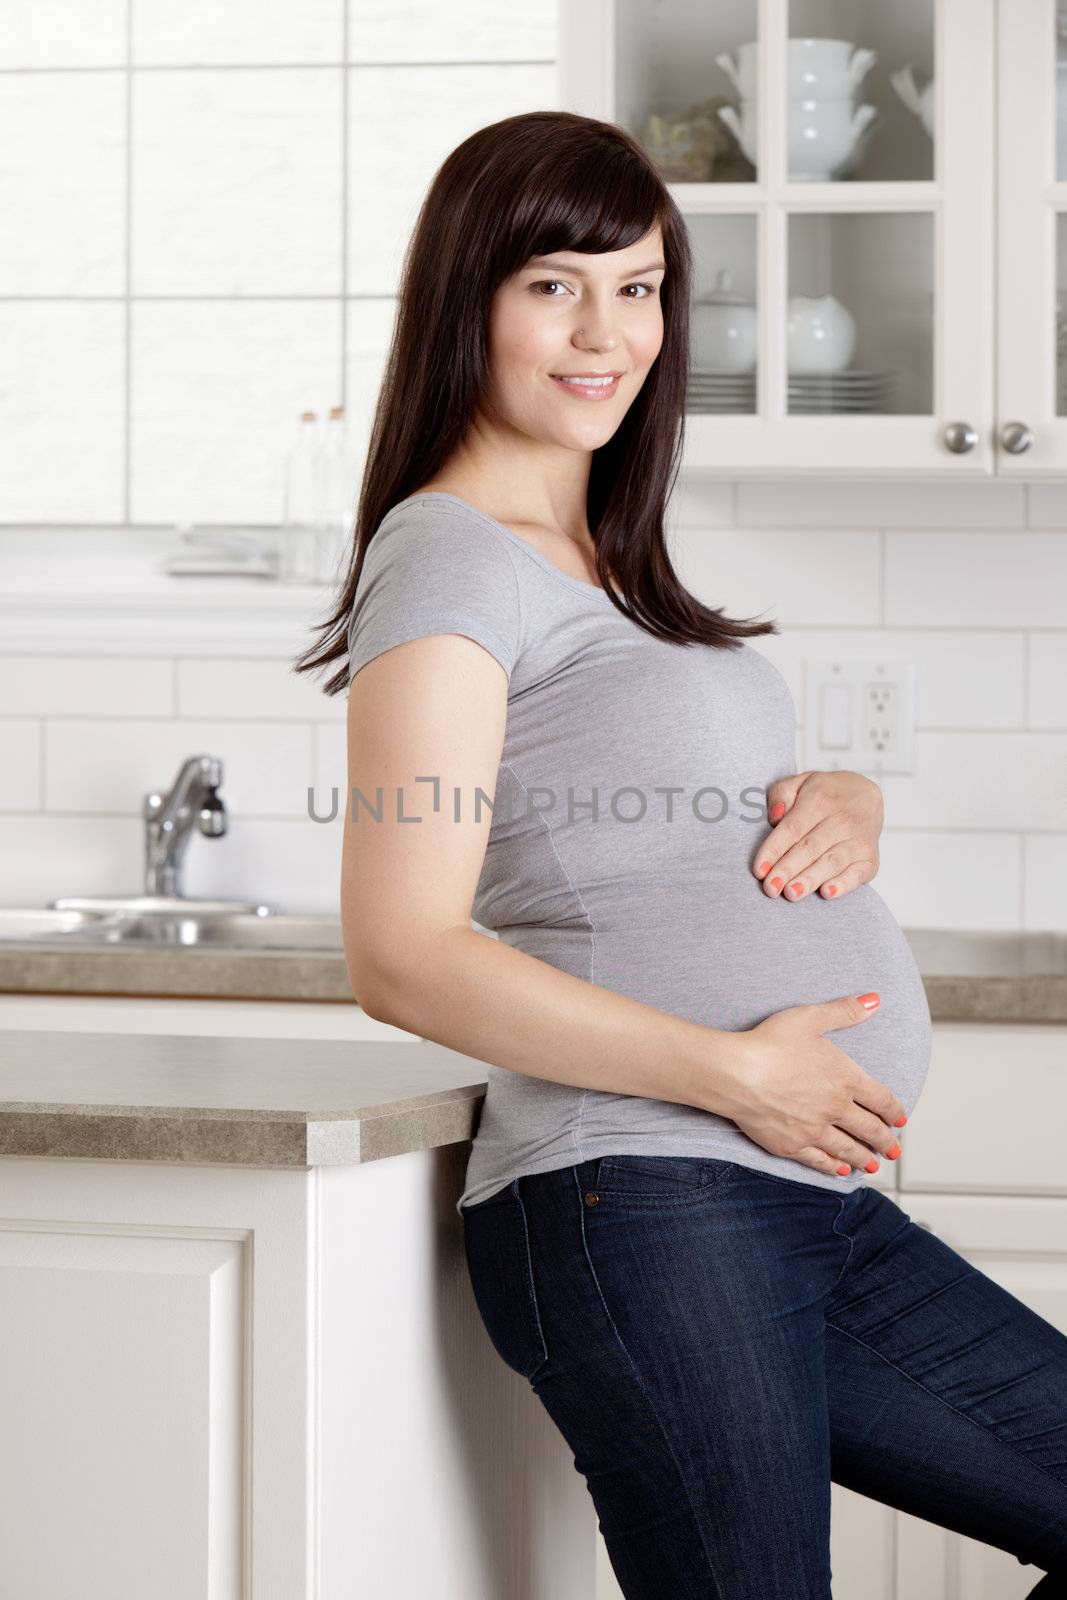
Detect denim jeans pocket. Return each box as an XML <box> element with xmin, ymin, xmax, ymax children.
<box><xmin>461</xmin><ymin>1180</ymin><xmax>550</xmax><ymax>1382</ymax></box>
<box><xmin>591</xmin><ymin>1153</ymin><xmax>739</xmax><ymax>1207</ymax></box>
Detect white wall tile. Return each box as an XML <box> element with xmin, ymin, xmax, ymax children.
<box><xmin>1029</xmin><ymin>634</ymin><xmax>1067</xmax><ymax>729</ymax></box>
<box><xmin>886</xmin><ymin>531</ymin><xmax>1067</xmax><ymax>628</ymax></box>
<box><xmin>44</xmin><ymin>717</ymin><xmax>314</xmax><ymax>816</ymax></box>
<box><xmin>879</xmin><ymin>731</ymin><xmax>1067</xmax><ymax>831</ymax></box>
<box><xmin>131</xmin><ymin>67</ymin><xmax>343</xmax><ymax>295</ymax></box>
<box><xmin>178</xmin><ymin>658</ymin><xmax>345</xmax><ymax>720</ymax></box>
<box><xmin>671</xmin><ymin>526</ymin><xmax>880</xmax><ymax>628</ymax></box>
<box><xmin>749</xmin><ymin>628</ymin><xmax>1026</xmax><ymax>729</ymax></box>
<box><xmin>180</xmin><ymin>815</ymin><xmax>341</xmax><ymax>912</ymax></box>
<box><xmin>0</xmin><ymin>0</ymin><xmax>126</xmax><ymax>68</ymax></box>
<box><xmin>875</xmin><ymin>830</ymin><xmax>1022</xmax><ymax>931</ymax></box>
<box><xmin>737</xmin><ymin>480</ymin><xmax>1027</xmax><ymax>529</ymax></box>
<box><xmin>0</xmin><ymin>719</ymin><xmax>41</xmax><ymax>810</ymax></box>
<box><xmin>0</xmin><ymin>303</ymin><xmax>125</xmax><ymax>522</ymax></box>
<box><xmin>1023</xmin><ymin>834</ymin><xmax>1067</xmax><ymax>932</ymax></box>
<box><xmin>348</xmin><ymin>0</ymin><xmax>554</xmax><ymax>63</ymax></box>
<box><xmin>347</xmin><ymin>64</ymin><xmax>557</xmax><ymax>294</ymax></box>
<box><xmin>0</xmin><ymin>816</ymin><xmax>141</xmax><ymax>904</ymax></box>
<box><xmin>0</xmin><ymin>73</ymin><xmax>126</xmax><ymax>295</ymax></box>
<box><xmin>133</xmin><ymin>0</ymin><xmax>343</xmax><ymax>66</ymax></box>
<box><xmin>0</xmin><ymin>656</ymin><xmax>173</xmax><ymax>717</ymax></box>
<box><xmin>130</xmin><ymin>300</ymin><xmax>342</xmax><ymax>523</ymax></box>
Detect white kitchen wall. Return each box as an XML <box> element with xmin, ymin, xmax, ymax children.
<box><xmin>0</xmin><ymin>1</ymin><xmax>1064</xmax><ymax>931</ymax></box>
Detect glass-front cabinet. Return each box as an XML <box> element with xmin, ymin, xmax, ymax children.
<box><xmin>560</xmin><ymin>0</ymin><xmax>1016</xmax><ymax>477</ymax></box>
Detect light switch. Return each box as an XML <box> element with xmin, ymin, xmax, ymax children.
<box><xmin>819</xmin><ymin>681</ymin><xmax>852</xmax><ymax>749</ymax></box>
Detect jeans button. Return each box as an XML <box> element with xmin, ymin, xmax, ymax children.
<box><xmin>584</xmin><ymin>1191</ymin><xmax>599</xmax><ymax>1206</ymax></box>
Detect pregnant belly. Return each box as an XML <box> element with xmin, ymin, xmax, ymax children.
<box><xmin>503</xmin><ymin>879</ymin><xmax>933</xmax><ymax>1119</ymax></box>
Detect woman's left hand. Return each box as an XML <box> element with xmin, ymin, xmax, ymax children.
<box><xmin>753</xmin><ymin>770</ymin><xmax>883</xmax><ymax>901</ymax></box>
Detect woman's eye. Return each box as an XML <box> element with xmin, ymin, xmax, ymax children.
<box><xmin>530</xmin><ymin>280</ymin><xmax>658</xmax><ymax>298</ymax></box>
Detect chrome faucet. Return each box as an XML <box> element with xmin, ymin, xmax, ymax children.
<box><xmin>143</xmin><ymin>755</ymin><xmax>227</xmax><ymax>898</ymax></box>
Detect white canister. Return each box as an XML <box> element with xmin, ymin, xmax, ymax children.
<box><xmin>691</xmin><ymin>269</ymin><xmax>758</xmax><ymax>371</ymax></box>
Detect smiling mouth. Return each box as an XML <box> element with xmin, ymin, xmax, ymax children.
<box><xmin>550</xmin><ymin>373</ymin><xmax>622</xmax><ymax>398</ymax></box>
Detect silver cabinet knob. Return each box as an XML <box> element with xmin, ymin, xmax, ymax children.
<box><xmin>1000</xmin><ymin>420</ymin><xmax>1034</xmax><ymax>453</ymax></box>
<box><xmin>942</xmin><ymin>421</ymin><xmax>978</xmax><ymax>453</ymax></box>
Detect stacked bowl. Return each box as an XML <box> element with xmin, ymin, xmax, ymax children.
<box><xmin>716</xmin><ymin>37</ymin><xmax>878</xmax><ymax>181</ymax></box>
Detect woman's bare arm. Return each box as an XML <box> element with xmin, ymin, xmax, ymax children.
<box><xmin>341</xmin><ymin>631</ymin><xmax>747</xmax><ymax>1117</ymax></box>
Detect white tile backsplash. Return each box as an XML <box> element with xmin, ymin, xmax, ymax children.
<box><xmin>132</xmin><ymin>0</ymin><xmax>344</xmax><ymax>67</ymax></box>
<box><xmin>131</xmin><ymin>67</ymin><xmax>343</xmax><ymax>296</ymax></box>
<box><xmin>129</xmin><ymin>299</ymin><xmax>343</xmax><ymax>523</ymax></box>
<box><xmin>0</xmin><ymin>73</ymin><xmax>126</xmax><ymax>295</ymax></box>
<box><xmin>0</xmin><ymin>302</ymin><xmax>125</xmax><ymax>522</ymax></box>
<box><xmin>347</xmin><ymin>63</ymin><xmax>556</xmax><ymax>294</ymax></box>
<box><xmin>0</xmin><ymin>2</ymin><xmax>1064</xmax><ymax>931</ymax></box>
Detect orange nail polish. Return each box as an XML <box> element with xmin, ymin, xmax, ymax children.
<box><xmin>788</xmin><ymin>881</ymin><xmax>804</xmax><ymax>897</ymax></box>
<box><xmin>864</xmin><ymin>1160</ymin><xmax>879</xmax><ymax>1173</ymax></box>
<box><xmin>825</xmin><ymin>884</ymin><xmax>837</xmax><ymax>896</ymax></box>
<box><xmin>858</xmin><ymin>992</ymin><xmax>880</xmax><ymax>1008</ymax></box>
<box><xmin>886</xmin><ymin>1143</ymin><xmax>901</xmax><ymax>1160</ymax></box>
<box><xmin>770</xmin><ymin>876</ymin><xmax>783</xmax><ymax>891</ymax></box>
<box><xmin>894</xmin><ymin>1114</ymin><xmax>907</xmax><ymax>1127</ymax></box>
<box><xmin>769</xmin><ymin>802</ymin><xmax>786</xmax><ymax>821</ymax></box>
<box><xmin>757</xmin><ymin>860</ymin><xmax>771</xmax><ymax>875</ymax></box>
<box><xmin>836</xmin><ymin>1164</ymin><xmax>851</xmax><ymax>1176</ymax></box>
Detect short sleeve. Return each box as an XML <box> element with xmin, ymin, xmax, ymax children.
<box><xmin>346</xmin><ymin>503</ymin><xmax>523</xmax><ymax>688</ymax></box>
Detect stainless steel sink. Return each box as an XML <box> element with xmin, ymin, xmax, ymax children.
<box><xmin>0</xmin><ymin>905</ymin><xmax>343</xmax><ymax>951</ymax></box>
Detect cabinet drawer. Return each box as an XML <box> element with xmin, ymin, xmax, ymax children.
<box><xmin>900</xmin><ymin>1023</ymin><xmax>1067</xmax><ymax>1194</ymax></box>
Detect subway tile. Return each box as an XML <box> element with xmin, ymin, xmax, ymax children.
<box><xmin>131</xmin><ymin>67</ymin><xmax>343</xmax><ymax>295</ymax></box>
<box><xmin>885</xmin><ymin>531</ymin><xmax>1067</xmax><ymax>628</ymax></box>
<box><xmin>1023</xmin><ymin>834</ymin><xmax>1067</xmax><ymax>931</ymax></box>
<box><xmin>0</xmin><ymin>815</ymin><xmax>141</xmax><ymax>904</ymax></box>
<box><xmin>878</xmin><ymin>731</ymin><xmax>1067</xmax><ymax>831</ymax></box>
<box><xmin>0</xmin><ymin>0</ymin><xmax>126</xmax><ymax>68</ymax></box>
<box><xmin>737</xmin><ymin>480</ymin><xmax>1026</xmax><ymax>529</ymax></box>
<box><xmin>43</xmin><ymin>718</ymin><xmax>314</xmax><ymax>817</ymax></box>
<box><xmin>0</xmin><ymin>303</ymin><xmax>124</xmax><ymax>523</ymax></box>
<box><xmin>133</xmin><ymin>0</ymin><xmax>343</xmax><ymax>66</ymax></box>
<box><xmin>130</xmin><ymin>300</ymin><xmax>342</xmax><ymax>523</ymax></box>
<box><xmin>348</xmin><ymin>0</ymin><xmax>554</xmax><ymax>63</ymax></box>
<box><xmin>0</xmin><ymin>73</ymin><xmax>125</xmax><ymax>295</ymax></box>
<box><xmin>750</xmin><ymin>628</ymin><xmax>1025</xmax><ymax>729</ymax></box>
<box><xmin>0</xmin><ymin>719</ymin><xmax>41</xmax><ymax>810</ymax></box>
<box><xmin>348</xmin><ymin>63</ymin><xmax>556</xmax><ymax>294</ymax></box>
<box><xmin>178</xmin><ymin>657</ymin><xmax>346</xmax><ymax>720</ymax></box>
<box><xmin>671</xmin><ymin>526</ymin><xmax>880</xmax><ymax>628</ymax></box>
<box><xmin>179</xmin><ymin>814</ymin><xmax>342</xmax><ymax>912</ymax></box>
<box><xmin>1028</xmin><ymin>634</ymin><xmax>1067</xmax><ymax>728</ymax></box>
<box><xmin>0</xmin><ymin>656</ymin><xmax>173</xmax><ymax>717</ymax></box>
<box><xmin>875</xmin><ymin>829</ymin><xmax>1022</xmax><ymax>932</ymax></box>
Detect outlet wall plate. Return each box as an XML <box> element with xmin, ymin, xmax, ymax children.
<box><xmin>803</xmin><ymin>659</ymin><xmax>916</xmax><ymax>776</ymax></box>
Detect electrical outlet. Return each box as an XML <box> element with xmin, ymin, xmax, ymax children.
<box><xmin>804</xmin><ymin>660</ymin><xmax>916</xmax><ymax>775</ymax></box>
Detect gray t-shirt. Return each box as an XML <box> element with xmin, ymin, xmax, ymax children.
<box><xmin>346</xmin><ymin>492</ymin><xmax>932</xmax><ymax>1215</ymax></box>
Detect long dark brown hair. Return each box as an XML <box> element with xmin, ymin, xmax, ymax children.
<box><xmin>295</xmin><ymin>109</ymin><xmax>778</xmax><ymax>696</ymax></box>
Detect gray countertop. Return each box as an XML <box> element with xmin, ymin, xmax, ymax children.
<box><xmin>0</xmin><ymin>927</ymin><xmax>1065</xmax><ymax>1021</ymax></box>
<box><xmin>0</xmin><ymin>1031</ymin><xmax>485</xmax><ymax>1167</ymax></box>
<box><xmin>1</xmin><ymin>927</ymin><xmax>1065</xmax><ymax>1167</ymax></box>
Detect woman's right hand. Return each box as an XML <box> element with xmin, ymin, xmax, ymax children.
<box><xmin>723</xmin><ymin>993</ymin><xmax>907</xmax><ymax>1179</ymax></box>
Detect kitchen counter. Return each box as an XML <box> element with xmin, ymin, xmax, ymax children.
<box><xmin>0</xmin><ymin>926</ymin><xmax>1065</xmax><ymax>1021</ymax></box>
<box><xmin>0</xmin><ymin>1031</ymin><xmax>484</xmax><ymax>1166</ymax></box>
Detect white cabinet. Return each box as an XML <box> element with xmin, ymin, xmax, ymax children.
<box><xmin>560</xmin><ymin>0</ymin><xmax>1067</xmax><ymax>478</ymax></box>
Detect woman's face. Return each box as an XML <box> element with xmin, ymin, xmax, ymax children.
<box><xmin>484</xmin><ymin>225</ymin><xmax>666</xmax><ymax>453</ymax></box>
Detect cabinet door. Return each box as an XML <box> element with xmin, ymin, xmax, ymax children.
<box><xmin>560</xmin><ymin>0</ymin><xmax>995</xmax><ymax>476</ymax></box>
<box><xmin>893</xmin><ymin>1194</ymin><xmax>1067</xmax><ymax>1598</ymax></box>
<box><xmin>997</xmin><ymin>0</ymin><xmax>1067</xmax><ymax>473</ymax></box>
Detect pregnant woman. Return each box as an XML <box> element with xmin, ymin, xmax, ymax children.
<box><xmin>301</xmin><ymin>111</ymin><xmax>1067</xmax><ymax>1596</ymax></box>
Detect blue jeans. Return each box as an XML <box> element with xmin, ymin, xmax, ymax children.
<box><xmin>461</xmin><ymin>1155</ymin><xmax>1067</xmax><ymax>1598</ymax></box>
